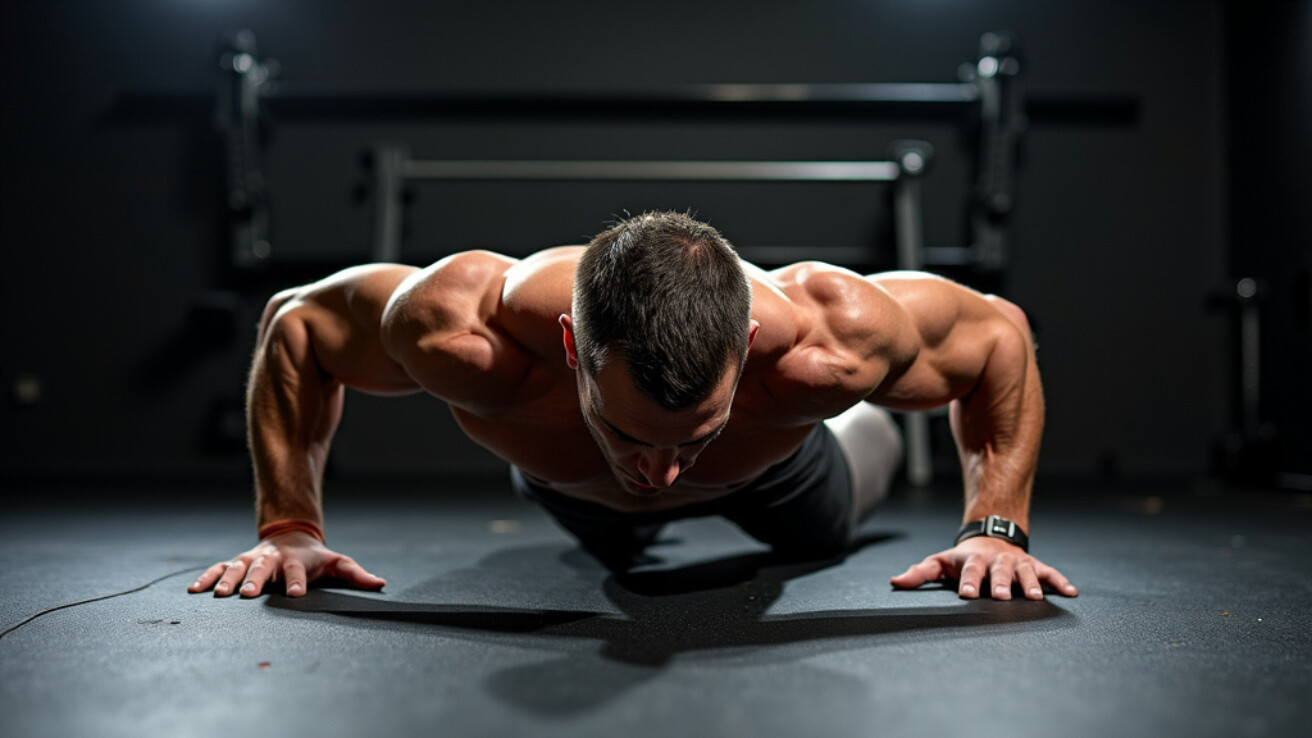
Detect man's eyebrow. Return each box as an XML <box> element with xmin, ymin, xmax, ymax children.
<box><xmin>596</xmin><ymin>413</ymin><xmax>728</xmax><ymax>448</ymax></box>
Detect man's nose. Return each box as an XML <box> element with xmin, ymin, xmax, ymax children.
<box><xmin>637</xmin><ymin>448</ymin><xmax>681</xmax><ymax>488</ymax></box>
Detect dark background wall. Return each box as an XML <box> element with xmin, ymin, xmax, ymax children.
<box><xmin>1224</xmin><ymin>1</ymin><xmax>1312</xmax><ymax>490</ymax></box>
<box><xmin>0</xmin><ymin>1</ymin><xmax>1305</xmax><ymax>490</ymax></box>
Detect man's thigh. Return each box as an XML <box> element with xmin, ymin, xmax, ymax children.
<box><xmin>824</xmin><ymin>402</ymin><xmax>903</xmax><ymax>524</ymax></box>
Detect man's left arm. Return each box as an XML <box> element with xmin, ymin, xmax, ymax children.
<box><xmin>867</xmin><ymin>277</ymin><xmax>1077</xmax><ymax>600</ymax></box>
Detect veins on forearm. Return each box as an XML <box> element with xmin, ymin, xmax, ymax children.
<box><xmin>950</xmin><ymin>352</ymin><xmax>1041</xmax><ymax>527</ymax></box>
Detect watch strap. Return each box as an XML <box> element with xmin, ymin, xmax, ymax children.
<box><xmin>955</xmin><ymin>515</ymin><xmax>1028</xmax><ymax>552</ymax></box>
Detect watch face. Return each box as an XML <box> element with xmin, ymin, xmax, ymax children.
<box><xmin>987</xmin><ymin>517</ymin><xmax>1016</xmax><ymax>538</ymax></box>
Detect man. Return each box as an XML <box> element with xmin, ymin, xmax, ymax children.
<box><xmin>189</xmin><ymin>211</ymin><xmax>1077</xmax><ymax>602</ymax></box>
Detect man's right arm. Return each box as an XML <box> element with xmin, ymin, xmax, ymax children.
<box><xmin>189</xmin><ymin>251</ymin><xmax>539</xmax><ymax>598</ymax></box>
<box><xmin>190</xmin><ymin>263</ymin><xmax>421</xmax><ymax>598</ymax></box>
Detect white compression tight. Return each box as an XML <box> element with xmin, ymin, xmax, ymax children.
<box><xmin>823</xmin><ymin>402</ymin><xmax>905</xmax><ymax>525</ymax></box>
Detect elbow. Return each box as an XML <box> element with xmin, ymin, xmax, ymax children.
<box><xmin>985</xmin><ymin>295</ymin><xmax>1038</xmax><ymax>363</ymax></box>
<box><xmin>257</xmin><ymin>288</ymin><xmax>303</xmax><ymax>345</ymax></box>
<box><xmin>985</xmin><ymin>295</ymin><xmax>1032</xmax><ymax>339</ymax></box>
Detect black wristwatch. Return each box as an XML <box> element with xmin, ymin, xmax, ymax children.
<box><xmin>956</xmin><ymin>515</ymin><xmax>1029</xmax><ymax>552</ymax></box>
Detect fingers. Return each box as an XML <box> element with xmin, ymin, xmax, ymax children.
<box><xmin>187</xmin><ymin>552</ymin><xmax>282</xmax><ymax>597</ymax></box>
<box><xmin>189</xmin><ymin>561</ymin><xmax>230</xmax><ymax>593</ymax></box>
<box><xmin>190</xmin><ymin>544</ymin><xmax>388</xmax><ymax>599</ymax></box>
<box><xmin>988</xmin><ymin>555</ymin><xmax>1015</xmax><ymax>601</ymax></box>
<box><xmin>282</xmin><ymin>559</ymin><xmax>308</xmax><ymax>597</ymax></box>
<box><xmin>893</xmin><ymin>539</ymin><xmax>1078</xmax><ymax>601</ymax></box>
<box><xmin>1015</xmin><ymin>560</ymin><xmax>1044</xmax><ymax>600</ymax></box>
<box><xmin>889</xmin><ymin>556</ymin><xmax>945</xmax><ymax>590</ymax></box>
<box><xmin>1036</xmin><ymin>561</ymin><xmax>1079</xmax><ymax>597</ymax></box>
<box><xmin>329</xmin><ymin>556</ymin><xmax>387</xmax><ymax>591</ymax></box>
<box><xmin>213</xmin><ymin>559</ymin><xmax>248</xmax><ymax>597</ymax></box>
<box><xmin>957</xmin><ymin>554</ymin><xmax>987</xmax><ymax>599</ymax></box>
<box><xmin>240</xmin><ymin>555</ymin><xmax>278</xmax><ymax>598</ymax></box>
<box><xmin>970</xmin><ymin>554</ymin><xmax>1078</xmax><ymax>600</ymax></box>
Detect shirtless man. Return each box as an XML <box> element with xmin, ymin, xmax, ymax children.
<box><xmin>189</xmin><ymin>211</ymin><xmax>1077</xmax><ymax>602</ymax></box>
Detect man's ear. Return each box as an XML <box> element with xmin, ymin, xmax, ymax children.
<box><xmin>559</xmin><ymin>314</ymin><xmax>579</xmax><ymax>369</ymax></box>
<box><xmin>747</xmin><ymin>319</ymin><xmax>760</xmax><ymax>351</ymax></box>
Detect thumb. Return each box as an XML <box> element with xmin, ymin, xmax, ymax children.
<box><xmin>889</xmin><ymin>557</ymin><xmax>945</xmax><ymax>589</ymax></box>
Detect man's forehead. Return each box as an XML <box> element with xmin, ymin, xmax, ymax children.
<box><xmin>587</xmin><ymin>361</ymin><xmax>737</xmax><ymax>409</ymax></box>
<box><xmin>584</xmin><ymin>367</ymin><xmax>734</xmax><ymax>445</ymax></box>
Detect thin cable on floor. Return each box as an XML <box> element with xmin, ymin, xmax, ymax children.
<box><xmin>0</xmin><ymin>564</ymin><xmax>208</xmax><ymax>641</ymax></box>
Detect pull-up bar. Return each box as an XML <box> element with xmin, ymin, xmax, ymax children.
<box><xmin>365</xmin><ymin>143</ymin><xmax>930</xmax><ymax>266</ymax></box>
<box><xmin>398</xmin><ymin>159</ymin><xmax>902</xmax><ymax>182</ymax></box>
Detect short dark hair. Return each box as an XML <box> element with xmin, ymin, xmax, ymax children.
<box><xmin>572</xmin><ymin>211</ymin><xmax>753</xmax><ymax>410</ymax></box>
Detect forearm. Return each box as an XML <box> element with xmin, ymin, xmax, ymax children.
<box><xmin>948</xmin><ymin>321</ymin><xmax>1044</xmax><ymax>530</ymax></box>
<box><xmin>247</xmin><ymin>318</ymin><xmax>345</xmax><ymax>530</ymax></box>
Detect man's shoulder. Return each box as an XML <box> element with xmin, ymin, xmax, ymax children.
<box><xmin>496</xmin><ymin>246</ymin><xmax>582</xmax><ymax>356</ymax></box>
<box><xmin>393</xmin><ymin>250</ymin><xmax>517</xmax><ymax>314</ymax></box>
<box><xmin>755</xmin><ymin>262</ymin><xmax>910</xmax><ymax>359</ymax></box>
<box><xmin>394</xmin><ymin>247</ymin><xmax>577</xmax><ymax>342</ymax></box>
<box><xmin>501</xmin><ymin>246</ymin><xmax>582</xmax><ymax>314</ymax></box>
<box><xmin>743</xmin><ymin>262</ymin><xmax>918</xmax><ymax>413</ymax></box>
<box><xmin>765</xmin><ymin>261</ymin><xmax>887</xmax><ymax>316</ymax></box>
<box><xmin>376</xmin><ymin>249</ymin><xmax>572</xmax><ymax>410</ymax></box>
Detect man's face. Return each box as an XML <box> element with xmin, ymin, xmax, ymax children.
<box><xmin>575</xmin><ymin>359</ymin><xmax>738</xmax><ymax>497</ymax></box>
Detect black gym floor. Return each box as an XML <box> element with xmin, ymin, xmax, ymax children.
<box><xmin>2</xmin><ymin>480</ymin><xmax>1309</xmax><ymax>738</ymax></box>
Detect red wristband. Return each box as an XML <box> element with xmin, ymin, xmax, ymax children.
<box><xmin>258</xmin><ymin>519</ymin><xmax>325</xmax><ymax>543</ymax></box>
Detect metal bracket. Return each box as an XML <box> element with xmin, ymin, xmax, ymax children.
<box><xmin>215</xmin><ymin>30</ymin><xmax>278</xmax><ymax>270</ymax></box>
<box><xmin>963</xmin><ymin>31</ymin><xmax>1026</xmax><ymax>273</ymax></box>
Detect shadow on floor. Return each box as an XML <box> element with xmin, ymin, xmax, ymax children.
<box><xmin>265</xmin><ymin>532</ymin><xmax>1074</xmax><ymax>716</ymax></box>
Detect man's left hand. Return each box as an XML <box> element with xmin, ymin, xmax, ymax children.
<box><xmin>889</xmin><ymin>536</ymin><xmax>1078</xmax><ymax>600</ymax></box>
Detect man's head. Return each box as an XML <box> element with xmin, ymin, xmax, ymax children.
<box><xmin>566</xmin><ymin>211</ymin><xmax>753</xmax><ymax>409</ymax></box>
<box><xmin>560</xmin><ymin>211</ymin><xmax>757</xmax><ymax>492</ymax></box>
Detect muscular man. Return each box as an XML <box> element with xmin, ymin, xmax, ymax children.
<box><xmin>189</xmin><ymin>211</ymin><xmax>1077</xmax><ymax>602</ymax></box>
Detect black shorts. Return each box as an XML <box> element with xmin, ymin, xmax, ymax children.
<box><xmin>509</xmin><ymin>423</ymin><xmax>854</xmax><ymax>566</ymax></box>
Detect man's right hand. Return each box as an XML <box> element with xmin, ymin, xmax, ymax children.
<box><xmin>187</xmin><ymin>531</ymin><xmax>386</xmax><ymax>598</ymax></box>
